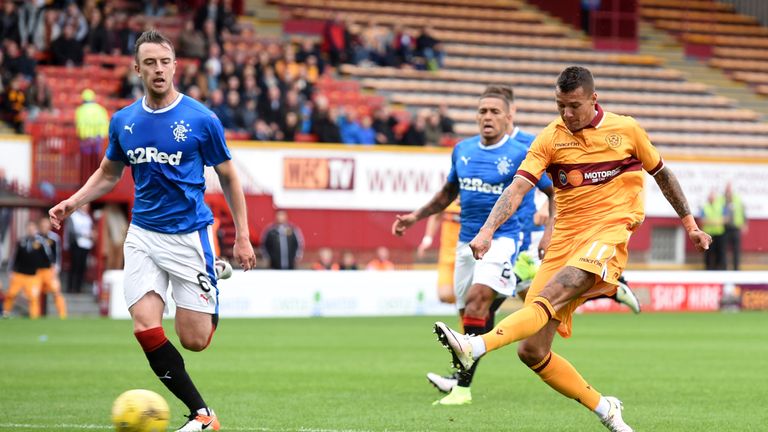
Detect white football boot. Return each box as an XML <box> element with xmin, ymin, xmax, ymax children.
<box><xmin>600</xmin><ymin>397</ymin><xmax>634</xmax><ymax>432</ymax></box>
<box><xmin>426</xmin><ymin>371</ymin><xmax>458</xmax><ymax>394</ymax></box>
<box><xmin>433</xmin><ymin>321</ymin><xmax>475</xmax><ymax>371</ymax></box>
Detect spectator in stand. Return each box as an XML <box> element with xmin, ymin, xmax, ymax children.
<box><xmin>117</xmin><ymin>14</ymin><xmax>140</xmax><ymax>55</ymax></box>
<box><xmin>208</xmin><ymin>88</ymin><xmax>230</xmax><ymax>126</ymax></box>
<box><xmin>217</xmin><ymin>0</ymin><xmax>240</xmax><ymax>35</ymax></box>
<box><xmin>224</xmin><ymin>75</ymin><xmax>241</xmax><ymax>98</ymax></box>
<box><xmin>1</xmin><ymin>74</ymin><xmax>25</xmax><ymax>133</ymax></box>
<box><xmin>282</xmin><ymin>89</ymin><xmax>302</xmax><ymax>122</ymax></box>
<box><xmin>118</xmin><ymin>66</ymin><xmax>143</xmax><ymax>100</ymax></box>
<box><xmin>18</xmin><ymin>0</ymin><xmax>46</xmax><ymax>48</ymax></box>
<box><xmin>259</xmin><ymin>85</ymin><xmax>283</xmax><ymax>126</ymax></box>
<box><xmin>64</xmin><ymin>203</ymin><xmax>94</xmax><ymax>293</ymax></box>
<box><xmin>339</xmin><ymin>108</ymin><xmax>376</xmax><ymax>145</ymax></box>
<box><xmin>296</xmin><ymin>38</ymin><xmax>325</xmax><ymax>75</ymax></box>
<box><xmin>424</xmin><ymin>110</ymin><xmax>442</xmax><ymax>146</ymax></box>
<box><xmin>186</xmin><ymin>84</ymin><xmax>203</xmax><ymax>102</ymax></box>
<box><xmin>25</xmin><ymin>71</ymin><xmax>53</xmax><ymax>120</ymax></box>
<box><xmin>311</xmin><ymin>94</ymin><xmax>341</xmax><ymax>143</ymax></box>
<box><xmin>204</xmin><ymin>43</ymin><xmax>222</xmax><ymax>90</ymax></box>
<box><xmin>401</xmin><ymin>111</ymin><xmax>427</xmax><ymax>146</ymax></box>
<box><xmin>144</xmin><ymin>0</ymin><xmax>166</xmax><ymax>17</ymax></box>
<box><xmin>250</xmin><ymin>118</ymin><xmax>273</xmax><ymax>141</ymax></box>
<box><xmin>178</xmin><ymin>62</ymin><xmax>209</xmax><ymax>97</ymax></box>
<box><xmin>373</xmin><ymin>106</ymin><xmax>397</xmax><ymax>145</ymax></box>
<box><xmin>194</xmin><ymin>0</ymin><xmax>219</xmax><ymax>30</ymax></box>
<box><xmin>225</xmin><ymin>89</ymin><xmax>246</xmax><ymax>131</ymax></box>
<box><xmin>338</xmin><ymin>107</ymin><xmax>360</xmax><ymax>145</ymax></box>
<box><xmin>275</xmin><ymin>44</ymin><xmax>300</xmax><ymax>82</ymax></box>
<box><xmin>102</xmin><ymin>14</ymin><xmax>124</xmax><ymax>55</ymax></box>
<box><xmin>438</xmin><ymin>103</ymin><xmax>455</xmax><ymax>135</ymax></box>
<box><xmin>0</xmin><ymin>0</ymin><xmax>22</xmax><ymax>46</ymax></box>
<box><xmin>29</xmin><ymin>8</ymin><xmax>60</xmax><ymax>52</ymax></box>
<box><xmin>201</xmin><ymin>18</ymin><xmax>220</xmax><ymax>53</ymax></box>
<box><xmin>415</xmin><ymin>26</ymin><xmax>444</xmax><ymax>70</ymax></box>
<box><xmin>322</xmin><ymin>13</ymin><xmax>350</xmax><ymax>68</ymax></box>
<box><xmin>242</xmin><ymin>73</ymin><xmax>260</xmax><ymax>105</ymax></box>
<box><xmin>367</xmin><ymin>246</ymin><xmax>395</xmax><ymax>270</ymax></box>
<box><xmin>50</xmin><ymin>23</ymin><xmax>84</xmax><ymax>66</ymax></box>
<box><xmin>74</xmin><ymin>88</ymin><xmax>109</xmax><ymax>182</ymax></box>
<box><xmin>241</xmin><ymin>99</ymin><xmax>257</xmax><ymax>133</ymax></box>
<box><xmin>357</xmin><ymin>115</ymin><xmax>376</xmax><ymax>145</ymax></box>
<box><xmin>260</xmin><ymin>210</ymin><xmax>304</xmax><ymax>270</ymax></box>
<box><xmin>295</xmin><ymin>59</ymin><xmax>317</xmax><ymax>99</ymax></box>
<box><xmin>58</xmin><ymin>1</ymin><xmax>88</xmax><ymax>43</ymax></box>
<box><xmin>312</xmin><ymin>247</ymin><xmax>339</xmax><ymax>270</ymax></box>
<box><xmin>282</xmin><ymin>111</ymin><xmax>300</xmax><ymax>142</ymax></box>
<box><xmin>257</xmin><ymin>65</ymin><xmax>281</xmax><ymax>96</ymax></box>
<box><xmin>84</xmin><ymin>8</ymin><xmax>108</xmax><ymax>54</ymax></box>
<box><xmin>3</xmin><ymin>40</ymin><xmax>35</xmax><ymax>81</ymax></box>
<box><xmin>392</xmin><ymin>24</ymin><xmax>415</xmax><ymax>67</ymax></box>
<box><xmin>339</xmin><ymin>250</ymin><xmax>358</xmax><ymax>270</ymax></box>
<box><xmin>177</xmin><ymin>19</ymin><xmax>207</xmax><ymax>61</ymax></box>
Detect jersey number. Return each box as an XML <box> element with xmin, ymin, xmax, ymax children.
<box><xmin>197</xmin><ymin>273</ymin><xmax>212</xmax><ymax>292</ymax></box>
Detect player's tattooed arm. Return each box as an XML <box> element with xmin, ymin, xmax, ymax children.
<box><xmin>481</xmin><ymin>178</ymin><xmax>532</xmax><ymax>232</ymax></box>
<box><xmin>413</xmin><ymin>181</ymin><xmax>459</xmax><ymax>220</ymax></box>
<box><xmin>653</xmin><ymin>167</ymin><xmax>692</xmax><ymax>218</ymax></box>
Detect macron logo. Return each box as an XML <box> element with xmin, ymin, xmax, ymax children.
<box><xmin>127</xmin><ymin>147</ymin><xmax>183</xmax><ymax>166</ymax></box>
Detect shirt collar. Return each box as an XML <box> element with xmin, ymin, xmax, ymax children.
<box><xmin>586</xmin><ymin>103</ymin><xmax>605</xmax><ymax>129</ymax></box>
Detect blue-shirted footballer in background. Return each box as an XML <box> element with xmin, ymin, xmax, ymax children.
<box><xmin>49</xmin><ymin>30</ymin><xmax>255</xmax><ymax>432</ymax></box>
<box><xmin>393</xmin><ymin>85</ymin><xmax>555</xmax><ymax>406</ymax></box>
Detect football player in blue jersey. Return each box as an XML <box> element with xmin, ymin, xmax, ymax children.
<box><xmin>49</xmin><ymin>30</ymin><xmax>255</xmax><ymax>432</ymax></box>
<box><xmin>393</xmin><ymin>85</ymin><xmax>554</xmax><ymax>406</ymax></box>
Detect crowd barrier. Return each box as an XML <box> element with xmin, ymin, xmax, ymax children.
<box><xmin>105</xmin><ymin>269</ymin><xmax>768</xmax><ymax>319</ymax></box>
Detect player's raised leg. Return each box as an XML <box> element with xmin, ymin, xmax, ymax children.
<box><xmin>131</xmin><ymin>293</ymin><xmax>218</xmax><ymax>428</ymax></box>
<box><xmin>519</xmin><ymin>320</ymin><xmax>633</xmax><ymax>432</ymax></box>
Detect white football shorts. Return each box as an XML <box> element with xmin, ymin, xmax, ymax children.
<box><xmin>453</xmin><ymin>236</ymin><xmax>517</xmax><ymax>310</ymax></box>
<box><xmin>123</xmin><ymin>224</ymin><xmax>219</xmax><ymax>315</ymax></box>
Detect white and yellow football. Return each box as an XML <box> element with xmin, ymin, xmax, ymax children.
<box><xmin>111</xmin><ymin>389</ymin><xmax>170</xmax><ymax>432</ymax></box>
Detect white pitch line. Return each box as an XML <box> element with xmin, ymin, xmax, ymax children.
<box><xmin>0</xmin><ymin>424</ymin><xmax>411</xmax><ymax>432</ymax></box>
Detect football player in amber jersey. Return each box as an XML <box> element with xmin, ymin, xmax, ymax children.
<box><xmin>433</xmin><ymin>67</ymin><xmax>711</xmax><ymax>432</ymax></box>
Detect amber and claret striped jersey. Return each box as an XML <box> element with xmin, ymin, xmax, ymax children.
<box><xmin>515</xmin><ymin>104</ymin><xmax>664</xmax><ymax>237</ymax></box>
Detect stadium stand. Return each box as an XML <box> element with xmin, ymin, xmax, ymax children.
<box><xmin>639</xmin><ymin>0</ymin><xmax>768</xmax><ymax>93</ymax></box>
<box><xmin>268</xmin><ymin>0</ymin><xmax>768</xmax><ymax>151</ymax></box>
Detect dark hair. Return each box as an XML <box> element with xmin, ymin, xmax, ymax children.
<box><xmin>479</xmin><ymin>85</ymin><xmax>512</xmax><ymax>109</ymax></box>
<box><xmin>134</xmin><ymin>29</ymin><xmax>175</xmax><ymax>61</ymax></box>
<box><xmin>556</xmin><ymin>66</ymin><xmax>594</xmax><ymax>94</ymax></box>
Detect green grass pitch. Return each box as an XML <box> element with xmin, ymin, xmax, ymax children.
<box><xmin>1</xmin><ymin>312</ymin><xmax>767</xmax><ymax>431</ymax></box>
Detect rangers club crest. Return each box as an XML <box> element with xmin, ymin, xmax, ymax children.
<box><xmin>496</xmin><ymin>156</ymin><xmax>512</xmax><ymax>175</ymax></box>
<box><xmin>171</xmin><ymin>120</ymin><xmax>192</xmax><ymax>142</ymax></box>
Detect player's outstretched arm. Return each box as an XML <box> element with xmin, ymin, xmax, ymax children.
<box><xmin>470</xmin><ymin>178</ymin><xmax>532</xmax><ymax>259</ymax></box>
<box><xmin>417</xmin><ymin>213</ymin><xmax>441</xmax><ymax>258</ymax></box>
<box><xmin>392</xmin><ymin>181</ymin><xmax>458</xmax><ymax>237</ymax></box>
<box><xmin>214</xmin><ymin>160</ymin><xmax>256</xmax><ymax>270</ymax></box>
<box><xmin>49</xmin><ymin>158</ymin><xmax>125</xmax><ymax>229</ymax></box>
<box><xmin>653</xmin><ymin>167</ymin><xmax>712</xmax><ymax>251</ymax></box>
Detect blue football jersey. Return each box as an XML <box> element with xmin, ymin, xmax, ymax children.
<box><xmin>447</xmin><ymin>134</ymin><xmax>527</xmax><ymax>242</ymax></box>
<box><xmin>510</xmin><ymin>127</ymin><xmax>553</xmax><ymax>250</ymax></box>
<box><xmin>106</xmin><ymin>94</ymin><xmax>231</xmax><ymax>234</ymax></box>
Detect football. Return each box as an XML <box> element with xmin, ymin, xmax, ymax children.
<box><xmin>111</xmin><ymin>389</ymin><xmax>170</xmax><ymax>432</ymax></box>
